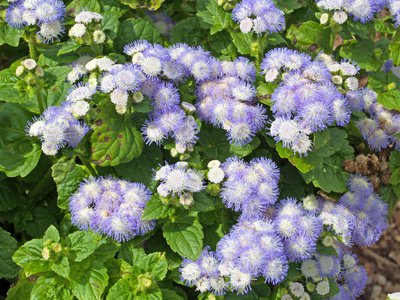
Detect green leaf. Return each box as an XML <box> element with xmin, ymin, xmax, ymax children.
<box><xmin>118</xmin><ymin>0</ymin><xmax>164</xmax><ymax>10</ymax></box>
<box><xmin>286</xmin><ymin>21</ymin><xmax>332</xmax><ymax>52</ymax></box>
<box><xmin>115</xmin><ymin>18</ymin><xmax>162</xmax><ymax>51</ymax></box>
<box><xmin>0</xmin><ymin>103</ymin><xmax>41</xmax><ymax>177</ymax></box>
<box><xmin>70</xmin><ymin>260</ymin><xmax>109</xmax><ymax>300</ymax></box>
<box><xmin>115</xmin><ymin>144</ymin><xmax>163</xmax><ymax>186</ymax></box>
<box><xmin>51</xmin><ymin>256</ymin><xmax>70</xmax><ymax>279</ymax></box>
<box><xmin>57</xmin><ymin>40</ymin><xmax>81</xmax><ymax>56</ymax></box>
<box><xmin>192</xmin><ymin>191</ymin><xmax>216</xmax><ymax>212</ymax></box>
<box><xmin>230</xmin><ymin>31</ymin><xmax>253</xmax><ymax>55</ymax></box>
<box><xmin>0</xmin><ymin>21</ymin><xmax>23</xmax><ymax>47</ymax></box>
<box><xmin>52</xmin><ymin>158</ymin><xmax>86</xmax><ymax>210</ymax></box>
<box><xmin>196</xmin><ymin>0</ymin><xmax>231</xmax><ymax>34</ymax></box>
<box><xmin>302</xmin><ymin>128</ymin><xmax>354</xmax><ymax>193</ymax></box>
<box><xmin>161</xmin><ymin>289</ymin><xmax>184</xmax><ymax>300</ymax></box>
<box><xmin>389</xmin><ymin>32</ymin><xmax>400</xmax><ymax>66</ymax></box>
<box><xmin>43</xmin><ymin>225</ymin><xmax>60</xmax><ymax>243</ymax></box>
<box><xmin>12</xmin><ymin>239</ymin><xmax>50</xmax><ymax>276</ymax></box>
<box><xmin>31</xmin><ymin>277</ymin><xmax>74</xmax><ymax>300</ymax></box>
<box><xmin>66</xmin><ymin>0</ymin><xmax>101</xmax><ymax>12</ymax></box>
<box><xmin>90</xmin><ymin>105</ymin><xmax>144</xmax><ymax>166</ymax></box>
<box><xmin>230</xmin><ymin>137</ymin><xmax>260</xmax><ymax>157</ymax></box>
<box><xmin>0</xmin><ymin>227</ymin><xmax>19</xmax><ymax>279</ymax></box>
<box><xmin>171</xmin><ymin>17</ymin><xmax>205</xmax><ymax>45</ymax></box>
<box><xmin>340</xmin><ymin>39</ymin><xmax>385</xmax><ymax>72</ymax></box>
<box><xmin>106</xmin><ymin>278</ymin><xmax>135</xmax><ymax>300</ymax></box>
<box><xmin>142</xmin><ymin>195</ymin><xmax>174</xmax><ymax>220</ymax></box>
<box><xmin>135</xmin><ymin>252</ymin><xmax>168</xmax><ymax>280</ymax></box>
<box><xmin>377</xmin><ymin>89</ymin><xmax>400</xmax><ymax>111</ymax></box>
<box><xmin>6</xmin><ymin>278</ymin><xmax>35</xmax><ymax>300</ymax></box>
<box><xmin>0</xmin><ymin>180</ymin><xmax>23</xmax><ymax>211</ymax></box>
<box><xmin>276</xmin><ymin>143</ymin><xmax>315</xmax><ymax>173</ymax></box>
<box><xmin>67</xmin><ymin>231</ymin><xmax>101</xmax><ymax>262</ymax></box>
<box><xmin>162</xmin><ymin>216</ymin><xmax>204</xmax><ymax>260</ymax></box>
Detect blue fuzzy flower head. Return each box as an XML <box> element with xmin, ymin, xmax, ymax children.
<box><xmin>316</xmin><ymin>0</ymin><xmax>386</xmax><ymax>24</ymax></box>
<box><xmin>154</xmin><ymin>162</ymin><xmax>204</xmax><ymax>202</ymax></box>
<box><xmin>261</xmin><ymin>48</ymin><xmax>353</xmax><ymax>155</ymax></box>
<box><xmin>232</xmin><ymin>0</ymin><xmax>285</xmax><ymax>34</ymax></box>
<box><xmin>347</xmin><ymin>87</ymin><xmax>400</xmax><ymax>151</ymax></box>
<box><xmin>220</xmin><ymin>157</ymin><xmax>280</xmax><ymax>219</ymax></box>
<box><xmin>339</xmin><ymin>175</ymin><xmax>388</xmax><ymax>246</ymax></box>
<box><xmin>6</xmin><ymin>0</ymin><xmax>65</xmax><ymax>43</ymax></box>
<box><xmin>388</xmin><ymin>0</ymin><xmax>400</xmax><ymax>27</ymax></box>
<box><xmin>69</xmin><ymin>177</ymin><xmax>155</xmax><ymax>242</ymax></box>
<box><xmin>26</xmin><ymin>103</ymin><xmax>89</xmax><ymax>155</ymax></box>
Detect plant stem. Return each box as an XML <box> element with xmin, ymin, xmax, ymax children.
<box><xmin>27</xmin><ymin>32</ymin><xmax>38</xmax><ymax>61</ymax></box>
<box><xmin>34</xmin><ymin>85</ymin><xmax>45</xmax><ymax>112</ymax></box>
<box><xmin>78</xmin><ymin>155</ymin><xmax>98</xmax><ymax>176</ymax></box>
<box><xmin>27</xmin><ymin>167</ymin><xmax>54</xmax><ymax>200</ymax></box>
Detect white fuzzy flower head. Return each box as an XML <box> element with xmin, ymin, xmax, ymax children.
<box><xmin>96</xmin><ymin>57</ymin><xmax>115</xmax><ymax>71</ymax></box>
<box><xmin>229</xmin><ymin>268</ymin><xmax>252</xmax><ymax>293</ymax></box>
<box><xmin>22</xmin><ymin>59</ymin><xmax>37</xmax><ymax>70</ymax></box>
<box><xmin>289</xmin><ymin>282</ymin><xmax>305</xmax><ymax>297</ymax></box>
<box><xmin>41</xmin><ymin>141</ymin><xmax>59</xmax><ymax>155</ymax></box>
<box><xmin>175</xmin><ymin>143</ymin><xmax>186</xmax><ymax>154</ymax></box>
<box><xmin>145</xmin><ymin>124</ymin><xmax>165</xmax><ymax>144</ymax></box>
<box><xmin>333</xmin><ymin>10</ymin><xmax>348</xmax><ymax>24</ymax></box>
<box><xmin>22</xmin><ymin>10</ymin><xmax>36</xmax><ymax>25</ymax></box>
<box><xmin>265</xmin><ymin>69</ymin><xmax>279</xmax><ymax>82</ymax></box>
<box><xmin>181</xmin><ymin>102</ymin><xmax>196</xmax><ymax>114</ymax></box>
<box><xmin>281</xmin><ymin>294</ymin><xmax>293</xmax><ymax>300</ymax></box>
<box><xmin>179</xmin><ymin>193</ymin><xmax>194</xmax><ymax>206</ymax></box>
<box><xmin>301</xmin><ymin>260</ymin><xmax>318</xmax><ymax>278</ymax></box>
<box><xmin>207</xmin><ymin>160</ymin><xmax>221</xmax><ymax>169</ymax></box>
<box><xmin>302</xmin><ymin>194</ymin><xmax>318</xmax><ymax>211</ymax></box>
<box><xmin>69</xmin><ymin>23</ymin><xmax>86</xmax><ymax>38</ymax></box>
<box><xmin>316</xmin><ymin>280</ymin><xmax>330</xmax><ymax>296</ymax></box>
<box><xmin>207</xmin><ymin>167</ymin><xmax>225</xmax><ymax>184</ymax></box>
<box><xmin>140</xmin><ymin>56</ymin><xmax>162</xmax><ymax>77</ymax></box>
<box><xmin>93</xmin><ymin>30</ymin><xmax>106</xmax><ymax>44</ymax></box>
<box><xmin>75</xmin><ymin>11</ymin><xmax>103</xmax><ymax>24</ymax></box>
<box><xmin>110</xmin><ymin>89</ymin><xmax>129</xmax><ymax>107</ymax></box>
<box><xmin>332</xmin><ymin>75</ymin><xmax>343</xmax><ymax>85</ymax></box>
<box><xmin>239</xmin><ymin>17</ymin><xmax>253</xmax><ymax>33</ymax></box>
<box><xmin>72</xmin><ymin>100</ymin><xmax>90</xmax><ymax>117</ymax></box>
<box><xmin>38</xmin><ymin>21</ymin><xmax>62</xmax><ymax>43</ymax></box>
<box><xmin>15</xmin><ymin>65</ymin><xmax>25</xmax><ymax>76</ymax></box>
<box><xmin>345</xmin><ymin>76</ymin><xmax>359</xmax><ymax>90</ymax></box>
<box><xmin>85</xmin><ymin>59</ymin><xmax>98</xmax><ymax>71</ymax></box>
<box><xmin>28</xmin><ymin>120</ymin><xmax>45</xmax><ymax>136</ymax></box>
<box><xmin>320</xmin><ymin>13</ymin><xmax>329</xmax><ymax>24</ymax></box>
<box><xmin>342</xmin><ymin>254</ymin><xmax>356</xmax><ymax>269</ymax></box>
<box><xmin>322</xmin><ymin>235</ymin><xmax>334</xmax><ymax>247</ymax></box>
<box><xmin>300</xmin><ymin>293</ymin><xmax>311</xmax><ymax>300</ymax></box>
<box><xmin>181</xmin><ymin>262</ymin><xmax>201</xmax><ymax>283</ymax></box>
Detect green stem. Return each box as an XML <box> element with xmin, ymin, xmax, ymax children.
<box><xmin>27</xmin><ymin>32</ymin><xmax>38</xmax><ymax>61</ymax></box>
<box><xmin>34</xmin><ymin>84</ymin><xmax>45</xmax><ymax>113</ymax></box>
<box><xmin>79</xmin><ymin>155</ymin><xmax>98</xmax><ymax>176</ymax></box>
<box><xmin>27</xmin><ymin>167</ymin><xmax>54</xmax><ymax>200</ymax></box>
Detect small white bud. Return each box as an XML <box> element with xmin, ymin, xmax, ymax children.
<box><xmin>345</xmin><ymin>76</ymin><xmax>359</xmax><ymax>91</ymax></box>
<box><xmin>22</xmin><ymin>58</ymin><xmax>37</xmax><ymax>70</ymax></box>
<box><xmin>179</xmin><ymin>193</ymin><xmax>194</xmax><ymax>206</ymax></box>
<box><xmin>69</xmin><ymin>23</ymin><xmax>86</xmax><ymax>38</ymax></box>
<box><xmin>320</xmin><ymin>13</ymin><xmax>329</xmax><ymax>25</ymax></box>
<box><xmin>93</xmin><ymin>30</ymin><xmax>106</xmax><ymax>44</ymax></box>
<box><xmin>132</xmin><ymin>91</ymin><xmax>144</xmax><ymax>103</ymax></box>
<box><xmin>207</xmin><ymin>160</ymin><xmax>221</xmax><ymax>169</ymax></box>
<box><xmin>181</xmin><ymin>101</ymin><xmax>196</xmax><ymax>114</ymax></box>
<box><xmin>170</xmin><ymin>148</ymin><xmax>179</xmax><ymax>157</ymax></box>
<box><xmin>333</xmin><ymin>10</ymin><xmax>348</xmax><ymax>24</ymax></box>
<box><xmin>331</xmin><ymin>75</ymin><xmax>343</xmax><ymax>85</ymax></box>
<box><xmin>15</xmin><ymin>65</ymin><xmax>25</xmax><ymax>76</ymax></box>
<box><xmin>207</xmin><ymin>167</ymin><xmax>225</xmax><ymax>184</ymax></box>
<box><xmin>316</xmin><ymin>280</ymin><xmax>330</xmax><ymax>296</ymax></box>
<box><xmin>322</xmin><ymin>235</ymin><xmax>334</xmax><ymax>247</ymax></box>
<box><xmin>85</xmin><ymin>59</ymin><xmax>98</xmax><ymax>71</ymax></box>
<box><xmin>175</xmin><ymin>143</ymin><xmax>186</xmax><ymax>154</ymax></box>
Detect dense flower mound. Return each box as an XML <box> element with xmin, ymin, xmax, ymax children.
<box><xmin>231</xmin><ymin>0</ymin><xmax>285</xmax><ymax>34</ymax></box>
<box><xmin>69</xmin><ymin>177</ymin><xmax>154</xmax><ymax>242</ymax></box>
<box><xmin>69</xmin><ymin>11</ymin><xmax>106</xmax><ymax>45</ymax></box>
<box><xmin>6</xmin><ymin>0</ymin><xmax>65</xmax><ymax>43</ymax></box>
<box><xmin>315</xmin><ymin>0</ymin><xmax>386</xmax><ymax>24</ymax></box>
<box><xmin>220</xmin><ymin>157</ymin><xmax>280</xmax><ymax>218</ymax></box>
<box><xmin>154</xmin><ymin>162</ymin><xmax>205</xmax><ymax>199</ymax></box>
<box><xmin>26</xmin><ymin>103</ymin><xmax>89</xmax><ymax>155</ymax></box>
<box><xmin>261</xmin><ymin>48</ymin><xmax>353</xmax><ymax>154</ymax></box>
<box><xmin>347</xmin><ymin>88</ymin><xmax>400</xmax><ymax>151</ymax></box>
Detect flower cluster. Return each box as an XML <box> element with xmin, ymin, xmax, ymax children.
<box><xmin>315</xmin><ymin>0</ymin><xmax>385</xmax><ymax>24</ymax></box>
<box><xmin>220</xmin><ymin>157</ymin><xmax>279</xmax><ymax>218</ymax></box>
<box><xmin>69</xmin><ymin>11</ymin><xmax>107</xmax><ymax>45</ymax></box>
<box><xmin>154</xmin><ymin>162</ymin><xmax>204</xmax><ymax>205</ymax></box>
<box><xmin>347</xmin><ymin>88</ymin><xmax>400</xmax><ymax>151</ymax></box>
<box><xmin>232</xmin><ymin>0</ymin><xmax>285</xmax><ymax>34</ymax></box>
<box><xmin>27</xmin><ymin>103</ymin><xmax>89</xmax><ymax>155</ymax></box>
<box><xmin>15</xmin><ymin>58</ymin><xmax>44</xmax><ymax>77</ymax></box>
<box><xmin>69</xmin><ymin>177</ymin><xmax>154</xmax><ymax>242</ymax></box>
<box><xmin>147</xmin><ymin>11</ymin><xmax>174</xmax><ymax>37</ymax></box>
<box><xmin>388</xmin><ymin>0</ymin><xmax>400</xmax><ymax>27</ymax></box>
<box><xmin>6</xmin><ymin>0</ymin><xmax>65</xmax><ymax>43</ymax></box>
<box><xmin>261</xmin><ymin>48</ymin><xmax>352</xmax><ymax>154</ymax></box>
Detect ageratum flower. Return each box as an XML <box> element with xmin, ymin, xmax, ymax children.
<box><xmin>232</xmin><ymin>0</ymin><xmax>285</xmax><ymax>34</ymax></box>
<box><xmin>154</xmin><ymin>162</ymin><xmax>204</xmax><ymax>198</ymax></box>
<box><xmin>347</xmin><ymin>88</ymin><xmax>400</xmax><ymax>151</ymax></box>
<box><xmin>315</xmin><ymin>0</ymin><xmax>386</xmax><ymax>24</ymax></box>
<box><xmin>261</xmin><ymin>48</ymin><xmax>352</xmax><ymax>154</ymax></box>
<box><xmin>26</xmin><ymin>103</ymin><xmax>89</xmax><ymax>155</ymax></box>
<box><xmin>220</xmin><ymin>157</ymin><xmax>279</xmax><ymax>219</ymax></box>
<box><xmin>6</xmin><ymin>0</ymin><xmax>65</xmax><ymax>43</ymax></box>
<box><xmin>388</xmin><ymin>0</ymin><xmax>400</xmax><ymax>27</ymax></box>
<box><xmin>69</xmin><ymin>177</ymin><xmax>154</xmax><ymax>242</ymax></box>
